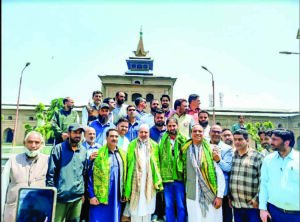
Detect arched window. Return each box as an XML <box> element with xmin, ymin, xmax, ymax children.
<box><xmin>134</xmin><ymin>80</ymin><xmax>141</xmax><ymax>85</ymax></box>
<box><xmin>132</xmin><ymin>93</ymin><xmax>142</xmax><ymax>102</ymax></box>
<box><xmin>3</xmin><ymin>128</ymin><xmax>13</xmax><ymax>143</ymax></box>
<box><xmin>146</xmin><ymin>93</ymin><xmax>154</xmax><ymax>102</ymax></box>
<box><xmin>124</xmin><ymin>93</ymin><xmax>128</xmax><ymax>101</ymax></box>
<box><xmin>28</xmin><ymin>116</ymin><xmax>34</xmax><ymax>121</ymax></box>
<box><xmin>8</xmin><ymin>116</ymin><xmax>13</xmax><ymax>120</ymax></box>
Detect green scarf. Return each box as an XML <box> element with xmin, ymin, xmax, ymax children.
<box><xmin>159</xmin><ymin>131</ymin><xmax>187</xmax><ymax>182</ymax></box>
<box><xmin>93</xmin><ymin>145</ymin><xmax>127</xmax><ymax>204</ymax></box>
<box><xmin>182</xmin><ymin>139</ymin><xmax>217</xmax><ymax>195</ymax></box>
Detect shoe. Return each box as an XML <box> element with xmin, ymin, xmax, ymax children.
<box><xmin>151</xmin><ymin>214</ymin><xmax>158</xmax><ymax>221</ymax></box>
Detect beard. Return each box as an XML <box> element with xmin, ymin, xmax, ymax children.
<box><xmin>262</xmin><ymin>143</ymin><xmax>271</xmax><ymax>151</ymax></box>
<box><xmin>199</xmin><ymin>121</ymin><xmax>208</xmax><ymax>127</ymax></box>
<box><xmin>117</xmin><ymin>99</ymin><xmax>124</xmax><ymax>105</ymax></box>
<box><xmin>155</xmin><ymin>121</ymin><xmax>165</xmax><ymax>127</ymax></box>
<box><xmin>151</xmin><ymin>107</ymin><xmax>157</xmax><ymax>113</ymax></box>
<box><xmin>224</xmin><ymin>139</ymin><xmax>233</xmax><ymax>146</ymax></box>
<box><xmin>99</xmin><ymin>114</ymin><xmax>108</xmax><ymax>124</ymax></box>
<box><xmin>169</xmin><ymin>130</ymin><xmax>177</xmax><ymax>135</ymax></box>
<box><xmin>162</xmin><ymin>103</ymin><xmax>169</xmax><ymax>108</ymax></box>
<box><xmin>70</xmin><ymin>137</ymin><xmax>81</xmax><ymax>144</ymax></box>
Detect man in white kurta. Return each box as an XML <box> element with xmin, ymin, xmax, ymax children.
<box><xmin>130</xmin><ymin>140</ymin><xmax>156</xmax><ymax>221</ymax></box>
<box><xmin>124</xmin><ymin>124</ymin><xmax>163</xmax><ymax>222</ymax></box>
<box><xmin>182</xmin><ymin>124</ymin><xmax>225</xmax><ymax>222</ymax></box>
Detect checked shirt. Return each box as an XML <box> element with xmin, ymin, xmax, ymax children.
<box><xmin>229</xmin><ymin>148</ymin><xmax>263</xmax><ymax>208</ymax></box>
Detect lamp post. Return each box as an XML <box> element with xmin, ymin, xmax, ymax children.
<box><xmin>279</xmin><ymin>51</ymin><xmax>300</xmax><ymax>55</ymax></box>
<box><xmin>12</xmin><ymin>62</ymin><xmax>31</xmax><ymax>147</ymax></box>
<box><xmin>201</xmin><ymin>66</ymin><xmax>215</xmax><ymax>124</ymax></box>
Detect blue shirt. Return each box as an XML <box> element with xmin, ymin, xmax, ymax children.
<box><xmin>140</xmin><ymin>113</ymin><xmax>155</xmax><ymax>128</ymax></box>
<box><xmin>82</xmin><ymin>141</ymin><xmax>101</xmax><ymax>159</ymax></box>
<box><xmin>125</xmin><ymin>119</ymin><xmax>140</xmax><ymax>141</ymax></box>
<box><xmin>89</xmin><ymin>120</ymin><xmax>115</xmax><ymax>146</ymax></box>
<box><xmin>46</xmin><ymin>140</ymin><xmax>88</xmax><ymax>203</ymax></box>
<box><xmin>150</xmin><ymin>126</ymin><xmax>166</xmax><ymax>143</ymax></box>
<box><xmin>259</xmin><ymin>149</ymin><xmax>299</xmax><ymax>211</ymax></box>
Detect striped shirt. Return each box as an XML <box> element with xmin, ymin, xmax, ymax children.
<box><xmin>229</xmin><ymin>148</ymin><xmax>263</xmax><ymax>208</ymax></box>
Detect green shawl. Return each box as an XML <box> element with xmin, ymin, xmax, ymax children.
<box><xmin>182</xmin><ymin>139</ymin><xmax>217</xmax><ymax>195</ymax></box>
<box><xmin>159</xmin><ymin>131</ymin><xmax>187</xmax><ymax>182</ymax></box>
<box><xmin>93</xmin><ymin>144</ymin><xmax>127</xmax><ymax>204</ymax></box>
<box><xmin>124</xmin><ymin>138</ymin><xmax>163</xmax><ymax>199</ymax></box>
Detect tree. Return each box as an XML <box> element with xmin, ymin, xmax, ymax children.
<box><xmin>24</xmin><ymin>98</ymin><xmax>64</xmax><ymax>142</ymax></box>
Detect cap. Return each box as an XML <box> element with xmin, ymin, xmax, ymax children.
<box><xmin>68</xmin><ymin>123</ymin><xmax>85</xmax><ymax>132</ymax></box>
<box><xmin>100</xmin><ymin>103</ymin><xmax>109</xmax><ymax>109</ymax></box>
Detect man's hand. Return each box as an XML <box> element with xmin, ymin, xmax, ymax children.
<box><xmin>82</xmin><ymin>195</ymin><xmax>85</xmax><ymax>203</ymax></box>
<box><xmin>260</xmin><ymin>210</ymin><xmax>272</xmax><ymax>222</ymax></box>
<box><xmin>228</xmin><ymin>198</ymin><xmax>233</xmax><ymax>208</ymax></box>
<box><xmin>89</xmin><ymin>151</ymin><xmax>98</xmax><ymax>161</ymax></box>
<box><xmin>213</xmin><ymin>197</ymin><xmax>222</xmax><ymax>209</ymax></box>
<box><xmin>248</xmin><ymin>199</ymin><xmax>258</xmax><ymax>208</ymax></box>
<box><xmin>212</xmin><ymin>147</ymin><xmax>221</xmax><ymax>162</ymax></box>
<box><xmin>90</xmin><ymin>197</ymin><xmax>99</xmax><ymax>205</ymax></box>
<box><xmin>121</xmin><ymin>196</ymin><xmax>128</xmax><ymax>202</ymax></box>
<box><xmin>62</xmin><ymin>133</ymin><xmax>69</xmax><ymax>141</ymax></box>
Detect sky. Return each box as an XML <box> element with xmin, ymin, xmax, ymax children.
<box><xmin>2</xmin><ymin>0</ymin><xmax>299</xmax><ymax>111</ymax></box>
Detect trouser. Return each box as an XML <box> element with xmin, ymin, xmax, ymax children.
<box><xmin>222</xmin><ymin>195</ymin><xmax>233</xmax><ymax>222</ymax></box>
<box><xmin>164</xmin><ymin>181</ymin><xmax>187</xmax><ymax>222</ymax></box>
<box><xmin>268</xmin><ymin>202</ymin><xmax>300</xmax><ymax>222</ymax></box>
<box><xmin>152</xmin><ymin>191</ymin><xmax>165</xmax><ymax>219</ymax></box>
<box><xmin>233</xmin><ymin>207</ymin><xmax>261</xmax><ymax>222</ymax></box>
<box><xmin>55</xmin><ymin>199</ymin><xmax>83</xmax><ymax>222</ymax></box>
<box><xmin>80</xmin><ymin>196</ymin><xmax>89</xmax><ymax>222</ymax></box>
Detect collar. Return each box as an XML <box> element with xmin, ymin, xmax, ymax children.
<box><xmin>188</xmin><ymin>107</ymin><xmax>200</xmax><ymax>112</ymax></box>
<box><xmin>91</xmin><ymin>102</ymin><xmax>101</xmax><ymax>109</ymax></box>
<box><xmin>152</xmin><ymin>125</ymin><xmax>166</xmax><ymax>132</ymax></box>
<box><xmin>108</xmin><ymin>146</ymin><xmax>119</xmax><ymax>154</ymax></box>
<box><xmin>136</xmin><ymin>109</ymin><xmax>145</xmax><ymax>114</ymax></box>
<box><xmin>275</xmin><ymin>148</ymin><xmax>295</xmax><ymax>160</ymax></box>
<box><xmin>234</xmin><ymin>147</ymin><xmax>250</xmax><ymax>157</ymax></box>
<box><xmin>96</xmin><ymin>119</ymin><xmax>111</xmax><ymax>126</ymax></box>
<box><xmin>60</xmin><ymin>108</ymin><xmax>72</xmax><ymax>115</ymax></box>
<box><xmin>24</xmin><ymin>153</ymin><xmax>39</xmax><ymax>162</ymax></box>
<box><xmin>65</xmin><ymin>140</ymin><xmax>81</xmax><ymax>151</ymax></box>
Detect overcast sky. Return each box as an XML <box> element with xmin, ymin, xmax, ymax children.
<box><xmin>2</xmin><ymin>0</ymin><xmax>299</xmax><ymax>110</ymax></box>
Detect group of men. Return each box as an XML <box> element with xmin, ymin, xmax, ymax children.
<box><xmin>1</xmin><ymin>91</ymin><xmax>299</xmax><ymax>222</ymax></box>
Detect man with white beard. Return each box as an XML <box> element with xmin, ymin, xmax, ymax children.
<box><xmin>2</xmin><ymin>131</ymin><xmax>49</xmax><ymax>222</ymax></box>
<box><xmin>124</xmin><ymin>124</ymin><xmax>163</xmax><ymax>222</ymax></box>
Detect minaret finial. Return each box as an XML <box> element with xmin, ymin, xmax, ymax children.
<box><xmin>134</xmin><ymin>26</ymin><xmax>148</xmax><ymax>57</ymax></box>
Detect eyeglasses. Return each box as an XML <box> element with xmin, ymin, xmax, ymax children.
<box><xmin>128</xmin><ymin>109</ymin><xmax>136</xmax><ymax>111</ymax></box>
<box><xmin>211</xmin><ymin>130</ymin><xmax>221</xmax><ymax>134</ymax></box>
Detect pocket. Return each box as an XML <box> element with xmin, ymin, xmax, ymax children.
<box><xmin>4</xmin><ymin>202</ymin><xmax>17</xmax><ymax>222</ymax></box>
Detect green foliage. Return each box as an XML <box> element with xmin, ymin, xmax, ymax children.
<box><xmin>246</xmin><ymin>121</ymin><xmax>274</xmax><ymax>151</ymax></box>
<box><xmin>1</xmin><ymin>114</ymin><xmax>4</xmax><ymax>121</ymax></box>
<box><xmin>23</xmin><ymin>98</ymin><xmax>64</xmax><ymax>142</ymax></box>
<box><xmin>24</xmin><ymin>123</ymin><xmax>34</xmax><ymax>135</ymax></box>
